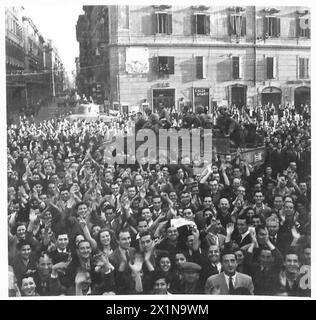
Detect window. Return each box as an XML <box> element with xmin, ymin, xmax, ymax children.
<box><xmin>193</xmin><ymin>14</ymin><xmax>210</xmax><ymax>35</ymax></box>
<box><xmin>264</xmin><ymin>16</ymin><xmax>280</xmax><ymax>38</ymax></box>
<box><xmin>229</xmin><ymin>14</ymin><xmax>246</xmax><ymax>36</ymax></box>
<box><xmin>299</xmin><ymin>58</ymin><xmax>309</xmax><ymax>79</ymax></box>
<box><xmin>297</xmin><ymin>18</ymin><xmax>310</xmax><ymax>38</ymax></box>
<box><xmin>196</xmin><ymin>56</ymin><xmax>206</xmax><ymax>79</ymax></box>
<box><xmin>232</xmin><ymin>56</ymin><xmax>241</xmax><ymax>79</ymax></box>
<box><xmin>157</xmin><ymin>56</ymin><xmax>174</xmax><ymax>76</ymax></box>
<box><xmin>266</xmin><ymin>57</ymin><xmax>276</xmax><ymax>79</ymax></box>
<box><xmin>154</xmin><ymin>12</ymin><xmax>172</xmax><ymax>34</ymax></box>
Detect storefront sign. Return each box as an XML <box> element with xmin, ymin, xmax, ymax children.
<box><xmin>194</xmin><ymin>88</ymin><xmax>209</xmax><ymax>96</ymax></box>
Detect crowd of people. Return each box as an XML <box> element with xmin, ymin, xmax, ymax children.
<box><xmin>7</xmin><ymin>101</ymin><xmax>311</xmax><ymax>296</ymax></box>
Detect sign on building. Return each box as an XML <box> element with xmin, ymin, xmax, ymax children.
<box><xmin>193</xmin><ymin>87</ymin><xmax>210</xmax><ymax>112</ymax></box>
<box><xmin>126</xmin><ymin>47</ymin><xmax>149</xmax><ymax>74</ymax></box>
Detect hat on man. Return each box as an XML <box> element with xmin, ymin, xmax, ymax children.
<box><xmin>180</xmin><ymin>262</ymin><xmax>202</xmax><ymax>273</ymax></box>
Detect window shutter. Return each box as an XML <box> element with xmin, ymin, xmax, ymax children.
<box><xmin>266</xmin><ymin>57</ymin><xmax>273</xmax><ymax>79</ymax></box>
<box><xmin>168</xmin><ymin>56</ymin><xmax>174</xmax><ymax>74</ymax></box>
<box><xmin>152</xmin><ymin>56</ymin><xmax>158</xmax><ymax>74</ymax></box>
<box><xmin>153</xmin><ymin>13</ymin><xmax>158</xmax><ymax>34</ymax></box>
<box><xmin>241</xmin><ymin>16</ymin><xmax>246</xmax><ymax>36</ymax></box>
<box><xmin>232</xmin><ymin>56</ymin><xmax>240</xmax><ymax>79</ymax></box>
<box><xmin>167</xmin><ymin>13</ymin><xmax>172</xmax><ymax>34</ymax></box>
<box><xmin>239</xmin><ymin>56</ymin><xmax>243</xmax><ymax>79</ymax></box>
<box><xmin>196</xmin><ymin>56</ymin><xmax>203</xmax><ymax>79</ymax></box>
<box><xmin>299</xmin><ymin>58</ymin><xmax>304</xmax><ymax>79</ymax></box>
<box><xmin>273</xmin><ymin>57</ymin><xmax>277</xmax><ymax>79</ymax></box>
<box><xmin>306</xmin><ymin>20</ymin><xmax>310</xmax><ymax>38</ymax></box>
<box><xmin>264</xmin><ymin>17</ymin><xmax>268</xmax><ymax>38</ymax></box>
<box><xmin>276</xmin><ymin>17</ymin><xmax>281</xmax><ymax>37</ymax></box>
<box><xmin>192</xmin><ymin>14</ymin><xmax>197</xmax><ymax>34</ymax></box>
<box><xmin>205</xmin><ymin>15</ymin><xmax>210</xmax><ymax>34</ymax></box>
<box><xmin>228</xmin><ymin>15</ymin><xmax>234</xmax><ymax>35</ymax></box>
<box><xmin>296</xmin><ymin>18</ymin><xmax>301</xmax><ymax>38</ymax></box>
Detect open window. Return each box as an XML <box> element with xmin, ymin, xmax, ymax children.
<box><xmin>264</xmin><ymin>16</ymin><xmax>281</xmax><ymax>38</ymax></box>
<box><xmin>154</xmin><ymin>12</ymin><xmax>172</xmax><ymax>34</ymax></box>
<box><xmin>229</xmin><ymin>14</ymin><xmax>246</xmax><ymax>36</ymax></box>
<box><xmin>193</xmin><ymin>13</ymin><xmax>210</xmax><ymax>35</ymax></box>
<box><xmin>157</xmin><ymin>56</ymin><xmax>175</xmax><ymax>76</ymax></box>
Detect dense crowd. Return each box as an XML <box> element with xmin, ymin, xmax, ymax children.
<box><xmin>7</xmin><ymin>102</ymin><xmax>311</xmax><ymax>296</ymax></box>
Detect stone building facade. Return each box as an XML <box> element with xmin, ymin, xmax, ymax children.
<box><xmin>76</xmin><ymin>5</ymin><xmax>310</xmax><ymax>112</ymax></box>
<box><xmin>5</xmin><ymin>7</ymin><xmax>66</xmax><ymax>113</ymax></box>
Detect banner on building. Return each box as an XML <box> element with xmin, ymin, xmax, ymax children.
<box><xmin>126</xmin><ymin>47</ymin><xmax>149</xmax><ymax>74</ymax></box>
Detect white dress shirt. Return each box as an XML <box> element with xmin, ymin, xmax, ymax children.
<box><xmin>224</xmin><ymin>273</ymin><xmax>237</xmax><ymax>288</ymax></box>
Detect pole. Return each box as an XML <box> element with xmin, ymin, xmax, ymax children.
<box><xmin>52</xmin><ymin>50</ymin><xmax>56</xmax><ymax>101</ymax></box>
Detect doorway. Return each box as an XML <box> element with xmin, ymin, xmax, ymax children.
<box><xmin>261</xmin><ymin>87</ymin><xmax>282</xmax><ymax>107</ymax></box>
<box><xmin>152</xmin><ymin>88</ymin><xmax>175</xmax><ymax>113</ymax></box>
<box><xmin>231</xmin><ymin>85</ymin><xmax>246</xmax><ymax>108</ymax></box>
<box><xmin>294</xmin><ymin>86</ymin><xmax>310</xmax><ymax>108</ymax></box>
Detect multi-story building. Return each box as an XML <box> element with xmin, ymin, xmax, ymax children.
<box><xmin>6</xmin><ymin>7</ymin><xmax>67</xmax><ymax>113</ymax></box>
<box><xmin>43</xmin><ymin>40</ymin><xmax>65</xmax><ymax>97</ymax></box>
<box><xmin>76</xmin><ymin>6</ymin><xmax>109</xmax><ymax>103</ymax></box>
<box><xmin>5</xmin><ymin>7</ymin><xmax>26</xmax><ymax>111</ymax></box>
<box><xmin>21</xmin><ymin>15</ymin><xmax>49</xmax><ymax>105</ymax></box>
<box><xmin>76</xmin><ymin>5</ymin><xmax>310</xmax><ymax>112</ymax></box>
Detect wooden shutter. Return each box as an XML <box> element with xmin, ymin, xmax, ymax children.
<box><xmin>167</xmin><ymin>13</ymin><xmax>172</xmax><ymax>34</ymax></box>
<box><xmin>306</xmin><ymin>21</ymin><xmax>310</xmax><ymax>38</ymax></box>
<box><xmin>239</xmin><ymin>56</ymin><xmax>243</xmax><ymax>79</ymax></box>
<box><xmin>264</xmin><ymin>17</ymin><xmax>269</xmax><ymax>38</ymax></box>
<box><xmin>276</xmin><ymin>17</ymin><xmax>281</xmax><ymax>37</ymax></box>
<box><xmin>205</xmin><ymin>15</ymin><xmax>210</xmax><ymax>34</ymax></box>
<box><xmin>228</xmin><ymin>15</ymin><xmax>234</xmax><ymax>35</ymax></box>
<box><xmin>196</xmin><ymin>56</ymin><xmax>203</xmax><ymax>79</ymax></box>
<box><xmin>153</xmin><ymin>13</ymin><xmax>158</xmax><ymax>34</ymax></box>
<box><xmin>192</xmin><ymin>14</ymin><xmax>197</xmax><ymax>34</ymax></box>
<box><xmin>232</xmin><ymin>56</ymin><xmax>239</xmax><ymax>79</ymax></box>
<box><xmin>296</xmin><ymin>18</ymin><xmax>301</xmax><ymax>38</ymax></box>
<box><xmin>266</xmin><ymin>57</ymin><xmax>273</xmax><ymax>79</ymax></box>
<box><xmin>152</xmin><ymin>56</ymin><xmax>158</xmax><ymax>74</ymax></box>
<box><xmin>241</xmin><ymin>16</ymin><xmax>246</xmax><ymax>36</ymax></box>
<box><xmin>273</xmin><ymin>57</ymin><xmax>277</xmax><ymax>79</ymax></box>
<box><xmin>167</xmin><ymin>56</ymin><xmax>174</xmax><ymax>74</ymax></box>
<box><xmin>299</xmin><ymin>58</ymin><xmax>304</xmax><ymax>79</ymax></box>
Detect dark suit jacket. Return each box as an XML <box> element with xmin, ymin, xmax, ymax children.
<box><xmin>205</xmin><ymin>272</ymin><xmax>254</xmax><ymax>295</ymax></box>
<box><xmin>231</xmin><ymin>230</ymin><xmax>252</xmax><ymax>248</ymax></box>
<box><xmin>244</xmin><ymin>248</ymin><xmax>283</xmax><ymax>295</ymax></box>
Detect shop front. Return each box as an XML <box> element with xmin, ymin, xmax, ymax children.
<box><xmin>294</xmin><ymin>86</ymin><xmax>310</xmax><ymax>108</ymax></box>
<box><xmin>152</xmin><ymin>88</ymin><xmax>175</xmax><ymax>113</ymax></box>
<box><xmin>261</xmin><ymin>86</ymin><xmax>282</xmax><ymax>107</ymax></box>
<box><xmin>229</xmin><ymin>84</ymin><xmax>247</xmax><ymax>108</ymax></box>
<box><xmin>193</xmin><ymin>87</ymin><xmax>210</xmax><ymax>113</ymax></box>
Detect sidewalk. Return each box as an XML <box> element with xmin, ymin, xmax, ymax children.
<box><xmin>35</xmin><ymin>101</ymin><xmax>62</xmax><ymax>123</ymax></box>
<box><xmin>7</xmin><ymin>101</ymin><xmax>73</xmax><ymax>125</ymax></box>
